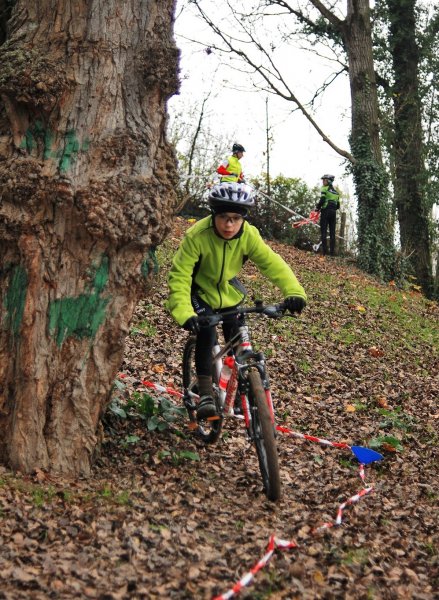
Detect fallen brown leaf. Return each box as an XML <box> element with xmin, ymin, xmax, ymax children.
<box><xmin>368</xmin><ymin>346</ymin><xmax>385</xmax><ymax>357</ymax></box>
<box><xmin>381</xmin><ymin>443</ymin><xmax>398</xmax><ymax>453</ymax></box>
<box><xmin>376</xmin><ymin>396</ymin><xmax>390</xmax><ymax>408</ymax></box>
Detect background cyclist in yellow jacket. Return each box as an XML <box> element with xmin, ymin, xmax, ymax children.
<box><xmin>167</xmin><ymin>183</ymin><xmax>307</xmax><ymax>421</ymax></box>
<box><xmin>315</xmin><ymin>173</ymin><xmax>340</xmax><ymax>256</ymax></box>
<box><xmin>217</xmin><ymin>143</ymin><xmax>246</xmax><ymax>183</ymax></box>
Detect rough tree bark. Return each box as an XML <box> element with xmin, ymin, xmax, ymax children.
<box><xmin>341</xmin><ymin>0</ymin><xmax>382</xmax><ymax>164</ymax></box>
<box><xmin>310</xmin><ymin>0</ymin><xmax>395</xmax><ymax>278</ymax></box>
<box><xmin>387</xmin><ymin>0</ymin><xmax>433</xmax><ymax>297</ymax></box>
<box><xmin>0</xmin><ymin>1</ymin><xmax>179</xmax><ymax>476</ymax></box>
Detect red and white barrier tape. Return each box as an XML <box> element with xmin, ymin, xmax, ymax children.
<box><xmin>275</xmin><ymin>424</ymin><xmax>350</xmax><ymax>450</ymax></box>
<box><xmin>213</xmin><ymin>536</ymin><xmax>297</xmax><ymax>600</ymax></box>
<box><xmin>314</xmin><ymin>484</ymin><xmax>373</xmax><ymax>531</ymax></box>
<box><xmin>118</xmin><ymin>375</ymin><xmax>379</xmax><ymax>599</ymax></box>
<box><xmin>212</xmin><ymin>468</ymin><xmax>375</xmax><ymax>600</ymax></box>
<box><xmin>119</xmin><ymin>373</ymin><xmax>187</xmax><ymax>399</ymax></box>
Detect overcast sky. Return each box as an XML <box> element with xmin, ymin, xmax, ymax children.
<box><xmin>169</xmin><ymin>0</ymin><xmax>353</xmax><ymax>191</ymax></box>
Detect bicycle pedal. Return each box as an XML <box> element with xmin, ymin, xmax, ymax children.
<box><xmin>187</xmin><ymin>421</ymin><xmax>198</xmax><ymax>430</ymax></box>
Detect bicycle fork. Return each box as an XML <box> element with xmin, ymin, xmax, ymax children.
<box><xmin>239</xmin><ymin>361</ymin><xmax>275</xmax><ymax>430</ymax></box>
<box><xmin>223</xmin><ymin>362</ymin><xmax>239</xmax><ymax>415</ymax></box>
<box><xmin>217</xmin><ymin>351</ymin><xmax>275</xmax><ymax>428</ymax></box>
<box><xmin>254</xmin><ymin>360</ymin><xmax>275</xmax><ymax>424</ymax></box>
<box><xmin>264</xmin><ymin>387</ymin><xmax>275</xmax><ymax>424</ymax></box>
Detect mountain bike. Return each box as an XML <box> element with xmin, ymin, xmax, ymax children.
<box><xmin>182</xmin><ymin>300</ymin><xmax>289</xmax><ymax>501</ymax></box>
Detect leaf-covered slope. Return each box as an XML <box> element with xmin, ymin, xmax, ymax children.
<box><xmin>0</xmin><ymin>216</ymin><xmax>437</xmax><ymax>599</ymax></box>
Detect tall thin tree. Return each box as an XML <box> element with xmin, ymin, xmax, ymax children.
<box><xmin>386</xmin><ymin>0</ymin><xmax>433</xmax><ymax>296</ymax></box>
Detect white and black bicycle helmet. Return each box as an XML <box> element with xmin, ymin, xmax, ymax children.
<box><xmin>208</xmin><ymin>182</ymin><xmax>256</xmax><ymax>214</ymax></box>
<box><xmin>321</xmin><ymin>173</ymin><xmax>335</xmax><ymax>182</ymax></box>
<box><xmin>232</xmin><ymin>143</ymin><xmax>245</xmax><ymax>153</ymax></box>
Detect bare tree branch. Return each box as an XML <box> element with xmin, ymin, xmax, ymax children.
<box><xmin>189</xmin><ymin>1</ymin><xmax>354</xmax><ymax>162</ymax></box>
<box><xmin>265</xmin><ymin>0</ymin><xmax>345</xmax><ymax>38</ymax></box>
<box><xmin>186</xmin><ymin>93</ymin><xmax>210</xmax><ymax>194</ymax></box>
<box><xmin>307</xmin><ymin>0</ymin><xmax>344</xmax><ymax>31</ymax></box>
<box><xmin>308</xmin><ymin>67</ymin><xmax>347</xmax><ymax>108</ymax></box>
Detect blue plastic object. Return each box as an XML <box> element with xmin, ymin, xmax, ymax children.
<box><xmin>351</xmin><ymin>446</ymin><xmax>384</xmax><ymax>464</ymax></box>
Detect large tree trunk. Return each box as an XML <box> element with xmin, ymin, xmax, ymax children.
<box><xmin>387</xmin><ymin>0</ymin><xmax>433</xmax><ymax>298</ymax></box>
<box><xmin>341</xmin><ymin>0</ymin><xmax>395</xmax><ymax>279</ymax></box>
<box><xmin>308</xmin><ymin>0</ymin><xmax>395</xmax><ymax>278</ymax></box>
<box><xmin>344</xmin><ymin>0</ymin><xmax>382</xmax><ymax>166</ymax></box>
<box><xmin>0</xmin><ymin>1</ymin><xmax>179</xmax><ymax>476</ymax></box>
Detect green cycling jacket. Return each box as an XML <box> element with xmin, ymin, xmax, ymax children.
<box><xmin>167</xmin><ymin>216</ymin><xmax>307</xmax><ymax>326</ymax></box>
<box><xmin>317</xmin><ymin>185</ymin><xmax>340</xmax><ymax>210</ymax></box>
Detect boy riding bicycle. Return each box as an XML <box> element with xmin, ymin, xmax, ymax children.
<box><xmin>166</xmin><ymin>181</ymin><xmax>307</xmax><ymax>421</ymax></box>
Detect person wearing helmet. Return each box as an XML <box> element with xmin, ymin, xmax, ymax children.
<box><xmin>167</xmin><ymin>182</ymin><xmax>307</xmax><ymax>421</ymax></box>
<box><xmin>315</xmin><ymin>174</ymin><xmax>340</xmax><ymax>256</ymax></box>
<box><xmin>217</xmin><ymin>143</ymin><xmax>246</xmax><ymax>183</ymax></box>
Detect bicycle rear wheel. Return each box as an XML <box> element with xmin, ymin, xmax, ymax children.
<box><xmin>248</xmin><ymin>370</ymin><xmax>281</xmax><ymax>501</ymax></box>
<box><xmin>182</xmin><ymin>336</ymin><xmax>222</xmax><ymax>444</ymax></box>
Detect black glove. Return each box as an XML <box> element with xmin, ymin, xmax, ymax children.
<box><xmin>183</xmin><ymin>316</ymin><xmax>200</xmax><ymax>334</ymax></box>
<box><xmin>284</xmin><ymin>296</ymin><xmax>307</xmax><ymax>314</ymax></box>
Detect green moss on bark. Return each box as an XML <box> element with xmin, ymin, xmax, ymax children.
<box><xmin>3</xmin><ymin>264</ymin><xmax>28</xmax><ymax>338</ymax></box>
<box><xmin>48</xmin><ymin>256</ymin><xmax>110</xmax><ymax>347</ymax></box>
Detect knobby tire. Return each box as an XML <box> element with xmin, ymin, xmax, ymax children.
<box><xmin>182</xmin><ymin>336</ymin><xmax>222</xmax><ymax>444</ymax></box>
<box><xmin>248</xmin><ymin>370</ymin><xmax>281</xmax><ymax>501</ymax></box>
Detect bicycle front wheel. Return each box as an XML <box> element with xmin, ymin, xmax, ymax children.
<box><xmin>248</xmin><ymin>370</ymin><xmax>281</xmax><ymax>501</ymax></box>
<box><xmin>182</xmin><ymin>336</ymin><xmax>222</xmax><ymax>445</ymax></box>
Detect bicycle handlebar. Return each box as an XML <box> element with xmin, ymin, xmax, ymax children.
<box><xmin>196</xmin><ymin>301</ymin><xmax>288</xmax><ymax>328</ymax></box>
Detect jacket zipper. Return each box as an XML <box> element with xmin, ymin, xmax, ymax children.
<box><xmin>216</xmin><ymin>242</ymin><xmax>228</xmax><ymax>309</ymax></box>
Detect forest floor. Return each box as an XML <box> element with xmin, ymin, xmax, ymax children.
<box><xmin>0</xmin><ymin>217</ymin><xmax>438</xmax><ymax>600</ymax></box>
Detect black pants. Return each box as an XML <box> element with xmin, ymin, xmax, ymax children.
<box><xmin>191</xmin><ymin>294</ymin><xmax>244</xmax><ymax>376</ymax></box>
<box><xmin>320</xmin><ymin>208</ymin><xmax>337</xmax><ymax>255</ymax></box>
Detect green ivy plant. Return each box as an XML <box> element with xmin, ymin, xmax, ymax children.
<box><xmin>349</xmin><ymin>134</ymin><xmax>397</xmax><ymax>282</ymax></box>
<box><xmin>157</xmin><ymin>449</ymin><xmax>200</xmax><ymax>465</ymax></box>
<box><xmin>109</xmin><ymin>381</ymin><xmax>186</xmax><ymax>432</ymax></box>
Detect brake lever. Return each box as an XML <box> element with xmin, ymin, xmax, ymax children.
<box><xmin>263</xmin><ymin>304</ymin><xmax>287</xmax><ymax>318</ymax></box>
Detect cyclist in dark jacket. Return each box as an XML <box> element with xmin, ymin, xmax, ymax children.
<box><xmin>316</xmin><ymin>174</ymin><xmax>340</xmax><ymax>256</ymax></box>
<box><xmin>167</xmin><ymin>182</ymin><xmax>307</xmax><ymax>421</ymax></box>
